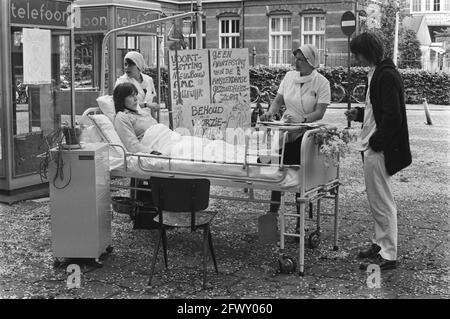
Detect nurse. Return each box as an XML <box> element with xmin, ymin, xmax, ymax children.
<box><xmin>261</xmin><ymin>44</ymin><xmax>330</xmax><ymax>125</ymax></box>
<box><xmin>260</xmin><ymin>44</ymin><xmax>331</xmax><ymax>213</ymax></box>
<box><xmin>115</xmin><ymin>51</ymin><xmax>159</xmax><ymax>118</ymax></box>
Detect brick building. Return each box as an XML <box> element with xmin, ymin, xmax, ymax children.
<box><xmin>155</xmin><ymin>0</ymin><xmax>358</xmax><ymax>67</ymax></box>
<box><xmin>404</xmin><ymin>0</ymin><xmax>450</xmax><ymax>71</ymax></box>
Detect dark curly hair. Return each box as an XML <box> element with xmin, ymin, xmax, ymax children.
<box><xmin>113</xmin><ymin>82</ymin><xmax>138</xmax><ymax>113</ymax></box>
<box><xmin>350</xmin><ymin>32</ymin><xmax>384</xmax><ymax>66</ymax></box>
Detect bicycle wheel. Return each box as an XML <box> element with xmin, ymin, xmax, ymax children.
<box><xmin>331</xmin><ymin>84</ymin><xmax>346</xmax><ymax>103</ymax></box>
<box><xmin>250</xmin><ymin>85</ymin><xmax>260</xmax><ymax>103</ymax></box>
<box><xmin>352</xmin><ymin>84</ymin><xmax>366</xmax><ymax>104</ymax></box>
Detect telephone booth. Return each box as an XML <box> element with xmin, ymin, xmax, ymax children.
<box><xmin>68</xmin><ymin>0</ymin><xmax>162</xmax><ymax>104</ymax></box>
<box><xmin>0</xmin><ymin>0</ymin><xmax>162</xmax><ymax>204</ymax></box>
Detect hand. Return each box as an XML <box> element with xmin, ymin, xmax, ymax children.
<box><xmin>283</xmin><ymin>114</ymin><xmax>294</xmax><ymax>123</ymax></box>
<box><xmin>345</xmin><ymin>108</ymin><xmax>359</xmax><ymax>122</ymax></box>
<box><xmin>260</xmin><ymin>112</ymin><xmax>274</xmax><ymax>122</ymax></box>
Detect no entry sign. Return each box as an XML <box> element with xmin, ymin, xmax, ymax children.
<box><xmin>341</xmin><ymin>11</ymin><xmax>356</xmax><ymax>36</ymax></box>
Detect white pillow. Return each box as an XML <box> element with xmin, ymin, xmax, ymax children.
<box><xmin>80</xmin><ymin>125</ymin><xmax>103</xmax><ymax>144</ymax></box>
<box><xmin>96</xmin><ymin>95</ymin><xmax>116</xmax><ymax>123</ymax></box>
<box><xmin>89</xmin><ymin>114</ymin><xmax>127</xmax><ymax>158</ymax></box>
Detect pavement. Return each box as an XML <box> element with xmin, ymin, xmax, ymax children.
<box><xmin>0</xmin><ymin>107</ymin><xmax>449</xmax><ymax>299</ymax></box>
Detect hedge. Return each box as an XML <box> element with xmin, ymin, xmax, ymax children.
<box><xmin>249</xmin><ymin>65</ymin><xmax>450</xmax><ymax>105</ymax></box>
<box><xmin>145</xmin><ymin>65</ymin><xmax>450</xmax><ymax>105</ymax></box>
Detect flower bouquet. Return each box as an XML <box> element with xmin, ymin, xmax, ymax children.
<box><xmin>314</xmin><ymin>127</ymin><xmax>358</xmax><ymax>167</ymax></box>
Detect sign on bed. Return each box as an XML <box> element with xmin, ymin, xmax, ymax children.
<box><xmin>169</xmin><ymin>48</ymin><xmax>251</xmax><ymax>140</ymax></box>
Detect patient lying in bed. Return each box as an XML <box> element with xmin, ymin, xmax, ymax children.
<box><xmin>113</xmin><ymin>83</ymin><xmax>248</xmax><ymax>163</ymax></box>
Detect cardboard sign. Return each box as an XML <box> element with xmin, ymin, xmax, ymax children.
<box><xmin>169</xmin><ymin>49</ymin><xmax>210</xmax><ymax>106</ymax></box>
<box><xmin>170</xmin><ymin>48</ymin><xmax>251</xmax><ymax>138</ymax></box>
<box><xmin>169</xmin><ymin>49</ymin><xmax>211</xmax><ymax>131</ymax></box>
<box><xmin>210</xmin><ymin>49</ymin><xmax>250</xmax><ymax>105</ymax></box>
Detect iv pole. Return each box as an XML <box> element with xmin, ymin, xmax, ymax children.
<box><xmin>99</xmin><ymin>12</ymin><xmax>198</xmax><ymax>96</ymax></box>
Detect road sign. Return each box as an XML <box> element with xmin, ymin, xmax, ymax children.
<box><xmin>341</xmin><ymin>11</ymin><xmax>356</xmax><ymax>36</ymax></box>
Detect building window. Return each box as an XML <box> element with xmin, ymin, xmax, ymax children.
<box><xmin>301</xmin><ymin>14</ymin><xmax>326</xmax><ymax>65</ymax></box>
<box><xmin>412</xmin><ymin>0</ymin><xmax>422</xmax><ymax>11</ymax></box>
<box><xmin>182</xmin><ymin>19</ymin><xmax>206</xmax><ymax>49</ymax></box>
<box><xmin>434</xmin><ymin>0</ymin><xmax>440</xmax><ymax>11</ymax></box>
<box><xmin>425</xmin><ymin>0</ymin><xmax>431</xmax><ymax>10</ymax></box>
<box><xmin>219</xmin><ymin>18</ymin><xmax>240</xmax><ymax>49</ymax></box>
<box><xmin>444</xmin><ymin>0</ymin><xmax>450</xmax><ymax>10</ymax></box>
<box><xmin>269</xmin><ymin>16</ymin><xmax>292</xmax><ymax>66</ymax></box>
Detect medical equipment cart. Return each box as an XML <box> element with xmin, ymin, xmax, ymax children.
<box><xmin>49</xmin><ymin>143</ymin><xmax>112</xmax><ymax>266</ymax></box>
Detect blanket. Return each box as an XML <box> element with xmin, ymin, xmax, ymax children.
<box><xmin>140</xmin><ymin>124</ymin><xmax>250</xmax><ymax>163</ymax></box>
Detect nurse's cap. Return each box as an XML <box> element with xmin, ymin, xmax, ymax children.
<box><xmin>293</xmin><ymin>44</ymin><xmax>320</xmax><ymax>69</ymax></box>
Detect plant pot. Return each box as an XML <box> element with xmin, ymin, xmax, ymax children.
<box><xmin>62</xmin><ymin>126</ymin><xmax>82</xmax><ymax>145</ymax></box>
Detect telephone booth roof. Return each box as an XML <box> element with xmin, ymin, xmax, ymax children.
<box><xmin>74</xmin><ymin>0</ymin><xmax>161</xmax><ymax>11</ymax></box>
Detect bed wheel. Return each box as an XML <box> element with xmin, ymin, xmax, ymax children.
<box><xmin>308</xmin><ymin>231</ymin><xmax>321</xmax><ymax>249</ymax></box>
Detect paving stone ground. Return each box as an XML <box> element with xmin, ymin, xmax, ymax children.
<box><xmin>0</xmin><ymin>106</ymin><xmax>449</xmax><ymax>299</ymax></box>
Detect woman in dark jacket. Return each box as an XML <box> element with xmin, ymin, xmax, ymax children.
<box><xmin>346</xmin><ymin>32</ymin><xmax>412</xmax><ymax>271</ymax></box>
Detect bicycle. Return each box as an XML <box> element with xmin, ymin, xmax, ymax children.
<box><xmin>250</xmin><ymin>84</ymin><xmax>285</xmax><ymax>126</ymax></box>
<box><xmin>250</xmin><ymin>85</ymin><xmax>277</xmax><ymax>105</ymax></box>
<box><xmin>15</xmin><ymin>80</ymin><xmax>29</xmax><ymax>104</ymax></box>
<box><xmin>330</xmin><ymin>80</ymin><xmax>366</xmax><ymax>104</ymax></box>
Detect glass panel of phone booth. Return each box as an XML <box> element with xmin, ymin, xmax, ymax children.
<box><xmin>11</xmin><ymin>27</ymin><xmax>70</xmax><ymax>177</ymax></box>
<box><xmin>74</xmin><ymin>35</ymin><xmax>96</xmax><ymax>90</ymax></box>
<box><xmin>0</xmin><ymin>79</ymin><xmax>3</xmax><ymax>177</ymax></box>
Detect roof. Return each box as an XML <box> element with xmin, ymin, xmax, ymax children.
<box><xmin>74</xmin><ymin>0</ymin><xmax>162</xmax><ymax>11</ymax></box>
<box><xmin>403</xmin><ymin>15</ymin><xmax>425</xmax><ymax>33</ymax></box>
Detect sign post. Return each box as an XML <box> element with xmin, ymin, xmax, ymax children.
<box><xmin>340</xmin><ymin>11</ymin><xmax>356</xmax><ymax>128</ymax></box>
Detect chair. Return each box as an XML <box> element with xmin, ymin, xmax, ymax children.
<box><xmin>148</xmin><ymin>177</ymin><xmax>218</xmax><ymax>289</ymax></box>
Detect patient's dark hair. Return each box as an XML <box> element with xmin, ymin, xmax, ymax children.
<box><xmin>113</xmin><ymin>82</ymin><xmax>138</xmax><ymax>113</ymax></box>
<box><xmin>350</xmin><ymin>32</ymin><xmax>384</xmax><ymax>65</ymax></box>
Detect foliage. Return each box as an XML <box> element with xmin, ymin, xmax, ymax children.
<box><xmin>61</xmin><ymin>63</ymin><xmax>93</xmax><ymax>83</ymax></box>
<box><xmin>358</xmin><ymin>0</ymin><xmax>406</xmax><ymax>61</ymax></box>
<box><xmin>249</xmin><ymin>65</ymin><xmax>450</xmax><ymax>105</ymax></box>
<box><xmin>140</xmin><ymin>63</ymin><xmax>450</xmax><ymax>106</ymax></box>
<box><xmin>400</xmin><ymin>69</ymin><xmax>450</xmax><ymax>104</ymax></box>
<box><xmin>399</xmin><ymin>29</ymin><xmax>422</xmax><ymax>69</ymax></box>
<box><xmin>143</xmin><ymin>67</ymin><xmax>170</xmax><ymax>103</ymax></box>
<box><xmin>314</xmin><ymin>127</ymin><xmax>358</xmax><ymax>167</ymax></box>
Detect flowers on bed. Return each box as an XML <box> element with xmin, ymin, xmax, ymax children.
<box><xmin>314</xmin><ymin>127</ymin><xmax>358</xmax><ymax>167</ymax></box>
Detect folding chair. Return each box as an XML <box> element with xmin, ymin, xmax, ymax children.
<box><xmin>148</xmin><ymin>177</ymin><xmax>218</xmax><ymax>289</ymax></box>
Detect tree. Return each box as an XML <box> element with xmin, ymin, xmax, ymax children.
<box><xmin>358</xmin><ymin>0</ymin><xmax>406</xmax><ymax>60</ymax></box>
<box><xmin>398</xmin><ymin>29</ymin><xmax>422</xmax><ymax>69</ymax></box>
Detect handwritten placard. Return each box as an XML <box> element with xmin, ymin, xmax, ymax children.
<box><xmin>210</xmin><ymin>49</ymin><xmax>250</xmax><ymax>105</ymax></box>
<box><xmin>170</xmin><ymin>48</ymin><xmax>251</xmax><ymax>137</ymax></box>
<box><xmin>169</xmin><ymin>49</ymin><xmax>211</xmax><ymax>133</ymax></box>
<box><xmin>173</xmin><ymin>100</ymin><xmax>251</xmax><ymax>140</ymax></box>
<box><xmin>169</xmin><ymin>49</ymin><xmax>210</xmax><ymax>107</ymax></box>
<box><xmin>23</xmin><ymin>28</ymin><xmax>51</xmax><ymax>85</ymax></box>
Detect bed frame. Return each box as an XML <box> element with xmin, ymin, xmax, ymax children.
<box><xmin>81</xmin><ymin>107</ymin><xmax>340</xmax><ymax>276</ymax></box>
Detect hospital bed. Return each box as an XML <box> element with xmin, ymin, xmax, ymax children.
<box><xmin>80</xmin><ymin>107</ymin><xmax>340</xmax><ymax>276</ymax></box>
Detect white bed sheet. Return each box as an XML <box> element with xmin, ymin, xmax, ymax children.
<box><xmin>109</xmin><ymin>153</ymin><xmax>301</xmax><ymax>188</ymax></box>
